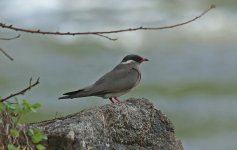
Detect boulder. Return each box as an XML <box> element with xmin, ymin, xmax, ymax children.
<box><xmin>33</xmin><ymin>98</ymin><xmax>183</xmax><ymax>150</ymax></box>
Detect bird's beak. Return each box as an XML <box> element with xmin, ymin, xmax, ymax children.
<box><xmin>143</xmin><ymin>58</ymin><xmax>149</xmax><ymax>62</ymax></box>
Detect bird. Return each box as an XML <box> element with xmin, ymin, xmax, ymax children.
<box><xmin>59</xmin><ymin>54</ymin><xmax>149</xmax><ymax>103</ymax></box>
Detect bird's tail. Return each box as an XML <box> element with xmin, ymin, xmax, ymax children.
<box><xmin>58</xmin><ymin>88</ymin><xmax>89</xmax><ymax>100</ymax></box>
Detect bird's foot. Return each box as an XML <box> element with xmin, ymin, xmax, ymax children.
<box><xmin>109</xmin><ymin>97</ymin><xmax>121</xmax><ymax>103</ymax></box>
<box><xmin>109</xmin><ymin>97</ymin><xmax>117</xmax><ymax>103</ymax></box>
<box><xmin>114</xmin><ymin>97</ymin><xmax>121</xmax><ymax>103</ymax></box>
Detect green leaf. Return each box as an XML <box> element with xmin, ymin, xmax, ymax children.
<box><xmin>36</xmin><ymin>144</ymin><xmax>46</xmax><ymax>150</ymax></box>
<box><xmin>28</xmin><ymin>128</ymin><xmax>34</xmax><ymax>136</ymax></box>
<box><xmin>22</xmin><ymin>100</ymin><xmax>31</xmax><ymax>111</ymax></box>
<box><xmin>7</xmin><ymin>144</ymin><xmax>19</xmax><ymax>150</ymax></box>
<box><xmin>22</xmin><ymin>99</ymin><xmax>29</xmax><ymax>105</ymax></box>
<box><xmin>30</xmin><ymin>107</ymin><xmax>37</xmax><ymax>112</ymax></box>
<box><xmin>32</xmin><ymin>103</ymin><xmax>41</xmax><ymax>109</ymax></box>
<box><xmin>30</xmin><ymin>103</ymin><xmax>41</xmax><ymax>112</ymax></box>
<box><xmin>21</xmin><ymin>100</ymin><xmax>41</xmax><ymax>113</ymax></box>
<box><xmin>31</xmin><ymin>129</ymin><xmax>45</xmax><ymax>143</ymax></box>
<box><xmin>6</xmin><ymin>103</ymin><xmax>17</xmax><ymax>111</ymax></box>
<box><xmin>7</xmin><ymin>144</ymin><xmax>15</xmax><ymax>150</ymax></box>
<box><xmin>10</xmin><ymin>128</ymin><xmax>20</xmax><ymax>138</ymax></box>
<box><xmin>0</xmin><ymin>102</ymin><xmax>5</xmax><ymax>112</ymax></box>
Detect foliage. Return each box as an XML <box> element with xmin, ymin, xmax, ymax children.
<box><xmin>0</xmin><ymin>98</ymin><xmax>47</xmax><ymax>150</ymax></box>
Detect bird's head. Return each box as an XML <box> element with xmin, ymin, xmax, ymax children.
<box><xmin>121</xmin><ymin>54</ymin><xmax>149</xmax><ymax>64</ymax></box>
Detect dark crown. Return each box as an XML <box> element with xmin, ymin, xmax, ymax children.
<box><xmin>122</xmin><ymin>54</ymin><xmax>144</xmax><ymax>63</ymax></box>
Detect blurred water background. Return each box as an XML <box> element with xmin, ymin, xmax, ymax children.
<box><xmin>1</xmin><ymin>0</ymin><xmax>237</xmax><ymax>149</ymax></box>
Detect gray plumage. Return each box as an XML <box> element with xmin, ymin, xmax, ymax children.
<box><xmin>59</xmin><ymin>54</ymin><xmax>148</xmax><ymax>102</ymax></box>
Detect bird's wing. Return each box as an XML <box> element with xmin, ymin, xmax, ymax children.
<box><xmin>90</xmin><ymin>64</ymin><xmax>141</xmax><ymax>95</ymax></box>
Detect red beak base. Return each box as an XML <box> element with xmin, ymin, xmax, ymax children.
<box><xmin>140</xmin><ymin>58</ymin><xmax>149</xmax><ymax>63</ymax></box>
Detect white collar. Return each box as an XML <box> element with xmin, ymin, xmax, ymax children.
<box><xmin>121</xmin><ymin>60</ymin><xmax>135</xmax><ymax>64</ymax></box>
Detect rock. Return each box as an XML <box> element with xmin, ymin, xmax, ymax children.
<box><xmin>32</xmin><ymin>98</ymin><xmax>183</xmax><ymax>150</ymax></box>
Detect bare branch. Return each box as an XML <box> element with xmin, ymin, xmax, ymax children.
<box><xmin>0</xmin><ymin>34</ymin><xmax>21</xmax><ymax>40</ymax></box>
<box><xmin>0</xmin><ymin>5</ymin><xmax>215</xmax><ymax>40</ymax></box>
<box><xmin>0</xmin><ymin>47</ymin><xmax>14</xmax><ymax>61</ymax></box>
<box><xmin>0</xmin><ymin>78</ymin><xmax>40</xmax><ymax>102</ymax></box>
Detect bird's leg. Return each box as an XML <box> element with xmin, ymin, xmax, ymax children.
<box><xmin>109</xmin><ymin>97</ymin><xmax>116</xmax><ymax>103</ymax></box>
<box><xmin>114</xmin><ymin>97</ymin><xmax>121</xmax><ymax>103</ymax></box>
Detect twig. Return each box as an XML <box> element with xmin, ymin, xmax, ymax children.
<box><xmin>0</xmin><ymin>34</ymin><xmax>21</xmax><ymax>40</ymax></box>
<box><xmin>0</xmin><ymin>78</ymin><xmax>40</xmax><ymax>102</ymax></box>
<box><xmin>95</xmin><ymin>33</ymin><xmax>117</xmax><ymax>41</ymax></box>
<box><xmin>0</xmin><ymin>47</ymin><xmax>14</xmax><ymax>61</ymax></box>
<box><xmin>0</xmin><ymin>5</ymin><xmax>215</xmax><ymax>40</ymax></box>
<box><xmin>29</xmin><ymin>77</ymin><xmax>32</xmax><ymax>90</ymax></box>
<box><xmin>23</xmin><ymin>129</ymin><xmax>33</xmax><ymax>150</ymax></box>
